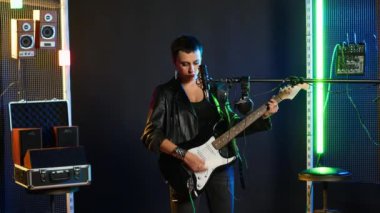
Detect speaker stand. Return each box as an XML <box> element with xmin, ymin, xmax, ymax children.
<box><xmin>50</xmin><ymin>195</ymin><xmax>56</xmax><ymax>213</ymax></box>
<box><xmin>27</xmin><ymin>187</ymin><xmax>79</xmax><ymax>213</ymax></box>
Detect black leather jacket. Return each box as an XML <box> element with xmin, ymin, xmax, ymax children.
<box><xmin>141</xmin><ymin>78</ymin><xmax>271</xmax><ymax>154</ymax></box>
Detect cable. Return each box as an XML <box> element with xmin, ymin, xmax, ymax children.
<box><xmin>315</xmin><ymin>153</ymin><xmax>323</xmax><ymax>167</ymax></box>
<box><xmin>323</xmin><ymin>44</ymin><xmax>341</xmax><ymax>112</ymax></box>
<box><xmin>345</xmin><ymin>84</ymin><xmax>379</xmax><ymax>146</ymax></box>
<box><xmin>188</xmin><ymin>192</ymin><xmax>196</xmax><ymax>213</ymax></box>
<box><xmin>241</xmin><ymin>123</ymin><xmax>249</xmax><ymax>170</ymax></box>
<box><xmin>0</xmin><ymin>82</ymin><xmax>16</xmax><ymax>98</ymax></box>
<box><xmin>252</xmin><ymin>84</ymin><xmax>282</xmax><ymax>99</ymax></box>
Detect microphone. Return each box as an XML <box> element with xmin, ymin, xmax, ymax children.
<box><xmin>235</xmin><ymin>76</ymin><xmax>254</xmax><ymax>115</ymax></box>
<box><xmin>199</xmin><ymin>64</ymin><xmax>210</xmax><ymax>97</ymax></box>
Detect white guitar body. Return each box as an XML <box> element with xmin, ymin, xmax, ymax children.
<box><xmin>188</xmin><ymin>136</ymin><xmax>236</xmax><ymax>191</ymax></box>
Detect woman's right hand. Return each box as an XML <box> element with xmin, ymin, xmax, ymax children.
<box><xmin>159</xmin><ymin>139</ymin><xmax>207</xmax><ymax>172</ymax></box>
<box><xmin>183</xmin><ymin>151</ymin><xmax>207</xmax><ymax>172</ymax></box>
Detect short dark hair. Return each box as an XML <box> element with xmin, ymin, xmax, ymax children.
<box><xmin>170</xmin><ymin>35</ymin><xmax>203</xmax><ymax>61</ymax></box>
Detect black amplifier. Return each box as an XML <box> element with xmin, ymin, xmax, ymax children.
<box><xmin>14</xmin><ymin>164</ymin><xmax>91</xmax><ymax>190</ymax></box>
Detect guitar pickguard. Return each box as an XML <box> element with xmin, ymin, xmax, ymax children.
<box><xmin>189</xmin><ymin>136</ymin><xmax>236</xmax><ymax>191</ymax></box>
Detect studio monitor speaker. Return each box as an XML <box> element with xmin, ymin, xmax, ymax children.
<box><xmin>53</xmin><ymin>126</ymin><xmax>79</xmax><ymax>147</ymax></box>
<box><xmin>12</xmin><ymin>128</ymin><xmax>42</xmax><ymax>166</ymax></box>
<box><xmin>33</xmin><ymin>10</ymin><xmax>58</xmax><ymax>48</ymax></box>
<box><xmin>11</xmin><ymin>19</ymin><xmax>36</xmax><ymax>58</ymax></box>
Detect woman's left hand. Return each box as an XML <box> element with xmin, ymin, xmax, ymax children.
<box><xmin>263</xmin><ymin>98</ymin><xmax>279</xmax><ymax>119</ymax></box>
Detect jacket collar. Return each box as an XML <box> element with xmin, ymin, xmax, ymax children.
<box><xmin>170</xmin><ymin>78</ymin><xmax>197</xmax><ymax>117</ymax></box>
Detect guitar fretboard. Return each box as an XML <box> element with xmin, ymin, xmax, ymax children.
<box><xmin>212</xmin><ymin>96</ymin><xmax>283</xmax><ymax>150</ymax></box>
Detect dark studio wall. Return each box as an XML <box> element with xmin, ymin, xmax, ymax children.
<box><xmin>68</xmin><ymin>0</ymin><xmax>325</xmax><ymax>212</ymax></box>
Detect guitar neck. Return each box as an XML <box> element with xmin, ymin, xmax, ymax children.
<box><xmin>212</xmin><ymin>96</ymin><xmax>283</xmax><ymax>150</ymax></box>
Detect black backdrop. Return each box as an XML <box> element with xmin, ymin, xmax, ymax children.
<box><xmin>68</xmin><ymin>0</ymin><xmax>380</xmax><ymax>213</ymax></box>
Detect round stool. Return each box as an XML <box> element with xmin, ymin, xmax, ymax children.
<box><xmin>298</xmin><ymin>167</ymin><xmax>352</xmax><ymax>213</ymax></box>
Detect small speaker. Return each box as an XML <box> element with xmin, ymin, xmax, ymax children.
<box><xmin>23</xmin><ymin>146</ymin><xmax>87</xmax><ymax>169</ymax></box>
<box><xmin>33</xmin><ymin>10</ymin><xmax>58</xmax><ymax>48</ymax></box>
<box><xmin>12</xmin><ymin>128</ymin><xmax>42</xmax><ymax>166</ymax></box>
<box><xmin>53</xmin><ymin>126</ymin><xmax>79</xmax><ymax>147</ymax></box>
<box><xmin>11</xmin><ymin>19</ymin><xmax>36</xmax><ymax>58</ymax></box>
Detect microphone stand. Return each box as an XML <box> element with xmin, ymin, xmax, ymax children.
<box><xmin>211</xmin><ymin>77</ymin><xmax>380</xmax><ymax>105</ymax></box>
<box><xmin>210</xmin><ymin>77</ymin><xmax>380</xmax><ymax>85</ymax></box>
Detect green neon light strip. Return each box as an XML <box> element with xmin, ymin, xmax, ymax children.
<box><xmin>315</xmin><ymin>0</ymin><xmax>324</xmax><ymax>154</ymax></box>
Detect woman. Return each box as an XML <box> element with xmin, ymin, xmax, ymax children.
<box><xmin>141</xmin><ymin>35</ymin><xmax>279</xmax><ymax>213</ymax></box>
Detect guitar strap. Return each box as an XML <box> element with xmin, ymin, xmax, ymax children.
<box><xmin>210</xmin><ymin>94</ymin><xmax>246</xmax><ymax>189</ymax></box>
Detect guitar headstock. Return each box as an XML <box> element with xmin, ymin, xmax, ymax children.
<box><xmin>278</xmin><ymin>83</ymin><xmax>309</xmax><ymax>101</ymax></box>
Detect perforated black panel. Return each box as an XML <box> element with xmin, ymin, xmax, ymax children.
<box><xmin>1</xmin><ymin>1</ymin><xmax>68</xmax><ymax>212</ymax></box>
<box><xmin>318</xmin><ymin>0</ymin><xmax>380</xmax><ymax>183</ymax></box>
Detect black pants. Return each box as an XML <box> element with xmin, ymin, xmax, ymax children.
<box><xmin>169</xmin><ymin>165</ymin><xmax>235</xmax><ymax>213</ymax></box>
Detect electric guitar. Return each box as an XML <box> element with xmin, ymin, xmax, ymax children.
<box><xmin>159</xmin><ymin>83</ymin><xmax>309</xmax><ymax>197</ymax></box>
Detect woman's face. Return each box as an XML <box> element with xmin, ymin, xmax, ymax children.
<box><xmin>174</xmin><ymin>49</ymin><xmax>202</xmax><ymax>82</ymax></box>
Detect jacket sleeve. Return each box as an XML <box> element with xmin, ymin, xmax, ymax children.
<box><xmin>239</xmin><ymin>116</ymin><xmax>272</xmax><ymax>136</ymax></box>
<box><xmin>141</xmin><ymin>86</ymin><xmax>167</xmax><ymax>153</ymax></box>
